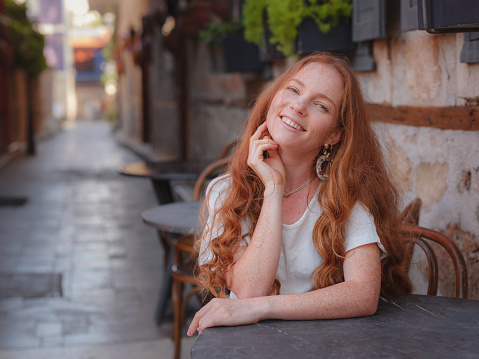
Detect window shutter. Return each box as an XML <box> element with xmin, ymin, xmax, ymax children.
<box><xmin>352</xmin><ymin>0</ymin><xmax>386</xmax><ymax>42</ymax></box>
<box><xmin>401</xmin><ymin>0</ymin><xmax>418</xmax><ymax>31</ymax></box>
<box><xmin>460</xmin><ymin>32</ymin><xmax>479</xmax><ymax>64</ymax></box>
<box><xmin>417</xmin><ymin>0</ymin><xmax>479</xmax><ymax>33</ymax></box>
<box><xmin>352</xmin><ymin>41</ymin><xmax>376</xmax><ymax>72</ymax></box>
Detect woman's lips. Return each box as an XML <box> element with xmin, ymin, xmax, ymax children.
<box><xmin>280</xmin><ymin>116</ymin><xmax>305</xmax><ymax>131</ymax></box>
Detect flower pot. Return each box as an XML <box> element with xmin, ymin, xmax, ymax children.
<box><xmin>222</xmin><ymin>32</ymin><xmax>262</xmax><ymax>73</ymax></box>
<box><xmin>295</xmin><ymin>17</ymin><xmax>355</xmax><ymax>55</ymax></box>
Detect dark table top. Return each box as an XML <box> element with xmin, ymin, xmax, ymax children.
<box><xmin>141</xmin><ymin>200</ymin><xmax>202</xmax><ymax>235</ymax></box>
<box><xmin>119</xmin><ymin>161</ymin><xmax>212</xmax><ymax>181</ymax></box>
<box><xmin>191</xmin><ymin>294</ymin><xmax>479</xmax><ymax>359</ymax></box>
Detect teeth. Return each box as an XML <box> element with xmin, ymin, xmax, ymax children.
<box><xmin>281</xmin><ymin>117</ymin><xmax>304</xmax><ymax>131</ymax></box>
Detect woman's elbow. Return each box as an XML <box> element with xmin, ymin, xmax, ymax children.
<box><xmin>362</xmin><ymin>298</ymin><xmax>379</xmax><ymax>316</ymax></box>
<box><xmin>353</xmin><ymin>284</ymin><xmax>380</xmax><ymax>317</ymax></box>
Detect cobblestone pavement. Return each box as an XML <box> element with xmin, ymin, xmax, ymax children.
<box><xmin>0</xmin><ymin>120</ymin><xmax>196</xmax><ymax>358</ymax></box>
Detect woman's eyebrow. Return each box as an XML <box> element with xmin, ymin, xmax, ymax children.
<box><xmin>290</xmin><ymin>78</ymin><xmax>337</xmax><ymax>110</ymax></box>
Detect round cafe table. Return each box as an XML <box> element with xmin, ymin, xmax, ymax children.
<box><xmin>191</xmin><ymin>294</ymin><xmax>479</xmax><ymax>359</ymax></box>
<box><xmin>142</xmin><ymin>200</ymin><xmax>202</xmax><ymax>235</ymax></box>
<box><xmin>141</xmin><ymin>201</ymin><xmax>202</xmax><ymax>323</ymax></box>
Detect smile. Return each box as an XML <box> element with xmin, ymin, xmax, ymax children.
<box><xmin>280</xmin><ymin>116</ymin><xmax>305</xmax><ymax>132</ymax></box>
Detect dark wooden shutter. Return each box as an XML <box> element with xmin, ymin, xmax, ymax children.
<box><xmin>401</xmin><ymin>0</ymin><xmax>418</xmax><ymax>31</ymax></box>
<box><xmin>352</xmin><ymin>41</ymin><xmax>376</xmax><ymax>72</ymax></box>
<box><xmin>418</xmin><ymin>0</ymin><xmax>479</xmax><ymax>33</ymax></box>
<box><xmin>352</xmin><ymin>0</ymin><xmax>386</xmax><ymax>42</ymax></box>
<box><xmin>460</xmin><ymin>32</ymin><xmax>479</xmax><ymax>63</ymax></box>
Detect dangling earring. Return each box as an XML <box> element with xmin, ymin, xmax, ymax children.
<box><xmin>316</xmin><ymin>144</ymin><xmax>333</xmax><ymax>181</ymax></box>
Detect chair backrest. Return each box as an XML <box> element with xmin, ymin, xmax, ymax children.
<box><xmin>400</xmin><ymin>223</ymin><xmax>468</xmax><ymax>299</ymax></box>
<box><xmin>193</xmin><ymin>158</ymin><xmax>230</xmax><ymax>201</ymax></box>
<box><xmin>400</xmin><ymin>198</ymin><xmax>422</xmax><ymax>273</ymax></box>
<box><xmin>400</xmin><ymin>198</ymin><xmax>422</xmax><ymax>226</ymax></box>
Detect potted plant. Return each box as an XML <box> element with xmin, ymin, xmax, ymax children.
<box><xmin>243</xmin><ymin>0</ymin><xmax>353</xmax><ymax>57</ymax></box>
<box><xmin>5</xmin><ymin>0</ymin><xmax>47</xmax><ymax>77</ymax></box>
<box><xmin>242</xmin><ymin>0</ymin><xmax>283</xmax><ymax>59</ymax></box>
<box><xmin>199</xmin><ymin>19</ymin><xmax>262</xmax><ymax>73</ymax></box>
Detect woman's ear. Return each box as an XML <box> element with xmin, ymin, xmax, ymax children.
<box><xmin>328</xmin><ymin>128</ymin><xmax>344</xmax><ymax>146</ymax></box>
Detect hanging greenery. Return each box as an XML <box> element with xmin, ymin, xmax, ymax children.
<box><xmin>5</xmin><ymin>0</ymin><xmax>47</xmax><ymax>77</ymax></box>
<box><xmin>198</xmin><ymin>19</ymin><xmax>243</xmax><ymax>47</ymax></box>
<box><xmin>243</xmin><ymin>0</ymin><xmax>352</xmax><ymax>57</ymax></box>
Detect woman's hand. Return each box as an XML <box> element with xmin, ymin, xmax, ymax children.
<box><xmin>187</xmin><ymin>297</ymin><xmax>266</xmax><ymax>336</ymax></box>
<box><xmin>247</xmin><ymin>123</ymin><xmax>285</xmax><ymax>196</ymax></box>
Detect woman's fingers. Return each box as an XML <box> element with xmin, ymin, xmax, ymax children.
<box><xmin>187</xmin><ymin>298</ymin><xmax>263</xmax><ymax>336</ymax></box>
<box><xmin>250</xmin><ymin>122</ymin><xmax>268</xmax><ymax>141</ymax></box>
<box><xmin>187</xmin><ymin>300</ymin><xmax>214</xmax><ymax>336</ymax></box>
<box><xmin>247</xmin><ymin>123</ymin><xmax>285</xmax><ymax>191</ymax></box>
<box><xmin>248</xmin><ymin>138</ymin><xmax>278</xmax><ymax>164</ymax></box>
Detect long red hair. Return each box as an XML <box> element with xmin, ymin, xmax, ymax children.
<box><xmin>196</xmin><ymin>52</ymin><xmax>412</xmax><ymax>298</ymax></box>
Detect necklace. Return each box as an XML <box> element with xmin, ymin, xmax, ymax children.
<box><xmin>283</xmin><ymin>178</ymin><xmax>313</xmax><ymax>197</ymax></box>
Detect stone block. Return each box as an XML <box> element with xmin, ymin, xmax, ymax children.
<box><xmin>416</xmin><ymin>162</ymin><xmax>449</xmax><ymax>210</ymax></box>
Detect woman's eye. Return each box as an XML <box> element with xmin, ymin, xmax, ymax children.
<box><xmin>316</xmin><ymin>103</ymin><xmax>328</xmax><ymax>112</ymax></box>
<box><xmin>287</xmin><ymin>86</ymin><xmax>299</xmax><ymax>94</ymax></box>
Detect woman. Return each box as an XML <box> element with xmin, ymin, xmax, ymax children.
<box><xmin>187</xmin><ymin>52</ymin><xmax>412</xmax><ymax>336</ymax></box>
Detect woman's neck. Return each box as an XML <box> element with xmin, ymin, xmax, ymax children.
<box><xmin>280</xmin><ymin>151</ymin><xmax>316</xmax><ymax>189</ymax></box>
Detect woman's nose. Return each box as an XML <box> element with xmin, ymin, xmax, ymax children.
<box><xmin>290</xmin><ymin>99</ymin><xmax>307</xmax><ymax>115</ymax></box>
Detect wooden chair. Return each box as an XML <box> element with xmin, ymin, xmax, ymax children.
<box><xmin>400</xmin><ymin>197</ymin><xmax>422</xmax><ymax>226</ymax></box>
<box><xmin>171</xmin><ymin>158</ymin><xmax>229</xmax><ymax>359</ymax></box>
<box><xmin>401</xmin><ymin>223</ymin><xmax>468</xmax><ymax>299</ymax></box>
<box><xmin>400</xmin><ymin>198</ymin><xmax>422</xmax><ymax>272</ymax></box>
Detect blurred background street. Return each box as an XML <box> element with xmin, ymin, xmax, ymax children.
<box><xmin>0</xmin><ymin>119</ymin><xmax>195</xmax><ymax>358</ymax></box>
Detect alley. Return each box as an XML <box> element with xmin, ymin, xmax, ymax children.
<box><xmin>0</xmin><ymin>120</ymin><xmax>195</xmax><ymax>358</ymax></box>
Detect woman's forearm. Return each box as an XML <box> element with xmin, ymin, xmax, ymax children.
<box><xmin>187</xmin><ymin>243</ymin><xmax>381</xmax><ymax>336</ymax></box>
<box><xmin>187</xmin><ymin>277</ymin><xmax>380</xmax><ymax>336</ymax></box>
<box><xmin>260</xmin><ymin>280</ymin><xmax>379</xmax><ymax>321</ymax></box>
<box><xmin>227</xmin><ymin>190</ymin><xmax>283</xmax><ymax>298</ymax></box>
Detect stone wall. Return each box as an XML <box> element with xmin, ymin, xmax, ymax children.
<box><xmin>187</xmin><ymin>43</ymin><xmax>266</xmax><ymax>161</ymax></box>
<box><xmin>116</xmin><ymin>0</ymin><xmax>152</xmax><ymax>146</ymax></box>
<box><xmin>357</xmin><ymin>29</ymin><xmax>479</xmax><ymax>299</ymax></box>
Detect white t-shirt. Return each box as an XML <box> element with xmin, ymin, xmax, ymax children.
<box><xmin>199</xmin><ymin>175</ymin><xmax>383</xmax><ymax>297</ymax></box>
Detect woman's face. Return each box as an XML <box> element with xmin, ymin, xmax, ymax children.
<box><xmin>265</xmin><ymin>62</ymin><xmax>344</xmax><ymax>158</ymax></box>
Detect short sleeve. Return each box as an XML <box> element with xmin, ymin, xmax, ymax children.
<box><xmin>344</xmin><ymin>202</ymin><xmax>385</xmax><ymax>254</ymax></box>
<box><xmin>198</xmin><ymin>175</ymin><xmax>229</xmax><ymax>266</ymax></box>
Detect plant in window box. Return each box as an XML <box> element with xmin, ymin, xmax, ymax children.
<box><xmin>295</xmin><ymin>0</ymin><xmax>354</xmax><ymax>55</ymax></box>
<box><xmin>199</xmin><ymin>19</ymin><xmax>262</xmax><ymax>73</ymax></box>
<box><xmin>243</xmin><ymin>0</ymin><xmax>353</xmax><ymax>58</ymax></box>
<box><xmin>243</xmin><ymin>0</ymin><xmax>284</xmax><ymax>60</ymax></box>
<box><xmin>5</xmin><ymin>0</ymin><xmax>47</xmax><ymax>77</ymax></box>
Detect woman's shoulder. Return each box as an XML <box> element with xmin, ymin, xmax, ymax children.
<box><xmin>205</xmin><ymin>174</ymin><xmax>231</xmax><ymax>200</ymax></box>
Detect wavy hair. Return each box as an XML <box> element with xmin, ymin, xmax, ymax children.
<box><xmin>196</xmin><ymin>52</ymin><xmax>412</xmax><ymax>298</ymax></box>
